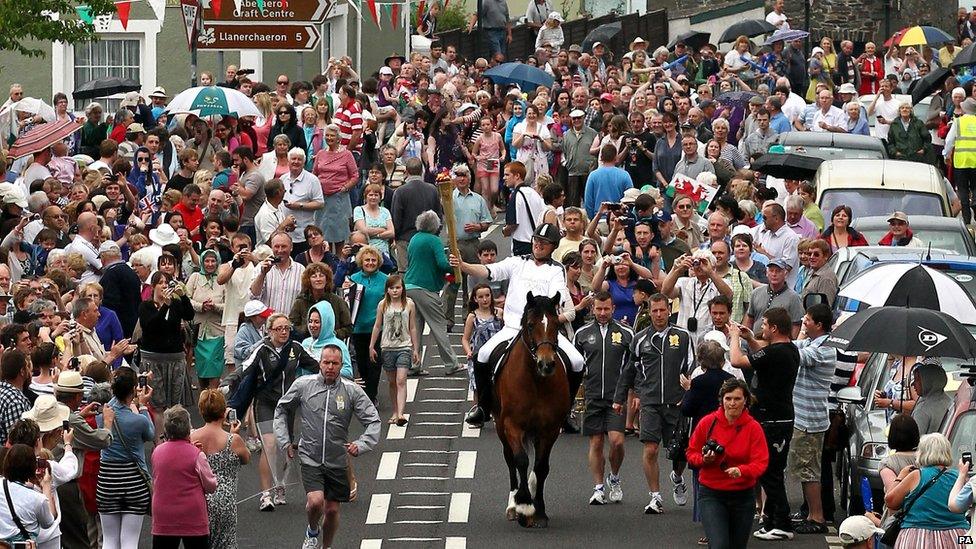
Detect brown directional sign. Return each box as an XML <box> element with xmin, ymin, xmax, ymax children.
<box><xmin>202</xmin><ymin>0</ymin><xmax>332</xmax><ymax>22</ymax></box>
<box><xmin>197</xmin><ymin>23</ymin><xmax>321</xmax><ymax>51</ymax></box>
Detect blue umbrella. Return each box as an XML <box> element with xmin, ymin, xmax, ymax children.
<box><xmin>484</xmin><ymin>63</ymin><xmax>555</xmax><ymax>91</ymax></box>
<box><xmin>716</xmin><ymin>90</ymin><xmax>758</xmax><ymax>106</ymax></box>
<box><xmin>764</xmin><ymin>28</ymin><xmax>810</xmax><ymax>45</ymax></box>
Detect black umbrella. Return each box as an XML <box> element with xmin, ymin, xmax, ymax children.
<box><xmin>669</xmin><ymin>30</ymin><xmax>710</xmax><ymax>50</ymax></box>
<box><xmin>72</xmin><ymin>77</ymin><xmax>141</xmax><ymax>100</ymax></box>
<box><xmin>952</xmin><ymin>42</ymin><xmax>976</xmax><ymax>68</ymax></box>
<box><xmin>581</xmin><ymin>22</ymin><xmax>622</xmax><ymax>53</ymax></box>
<box><xmin>718</xmin><ymin>19</ymin><xmax>777</xmax><ymax>43</ymax></box>
<box><xmin>751</xmin><ymin>153</ymin><xmax>824</xmax><ymax>180</ymax></box>
<box><xmin>825</xmin><ymin>306</ymin><xmax>976</xmax><ymax>359</ymax></box>
<box><xmin>911</xmin><ymin>67</ymin><xmax>951</xmax><ymax>105</ymax></box>
<box><xmin>716</xmin><ymin>90</ymin><xmax>758</xmax><ymax>107</ymax></box>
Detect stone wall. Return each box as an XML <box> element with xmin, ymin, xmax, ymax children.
<box><xmin>777</xmin><ymin>0</ymin><xmax>955</xmax><ymax>45</ymax></box>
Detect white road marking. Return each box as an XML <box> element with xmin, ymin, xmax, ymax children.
<box><xmin>455</xmin><ymin>451</ymin><xmax>477</xmax><ymax>479</ymax></box>
<box><xmin>420</xmin><ymin>398</ymin><xmax>467</xmax><ymax>403</ymax></box>
<box><xmin>396</xmin><ymin>505</ymin><xmax>445</xmax><ymax>510</ymax></box>
<box><xmin>386</xmin><ymin>414</ymin><xmax>409</xmax><ymax>440</ymax></box>
<box><xmin>445</xmin><ymin>538</ymin><xmax>467</xmax><ymax>549</ymax></box>
<box><xmin>403</xmin><ymin>476</ymin><xmax>450</xmax><ymax>480</ymax></box>
<box><xmin>404</xmin><ymin>462</ymin><xmax>449</xmax><ymax>467</ymax></box>
<box><xmin>365</xmin><ymin>493</ymin><xmax>391</xmax><ymax>524</ymax></box>
<box><xmin>406</xmin><ymin>450</ymin><xmax>456</xmax><ymax>454</ymax></box>
<box><xmin>414</xmin><ymin>411</ymin><xmax>457</xmax><ymax>416</ymax></box>
<box><xmin>376</xmin><ymin>452</ymin><xmax>400</xmax><ymax>480</ymax></box>
<box><xmin>415</xmin><ymin>422</ymin><xmax>461</xmax><ymax>426</ymax></box>
<box><xmin>448</xmin><ymin>493</ymin><xmax>471</xmax><ymax>523</ymax></box>
<box><xmin>423</xmin><ymin>387</ymin><xmax>466</xmax><ymax>391</ymax></box>
<box><xmin>389</xmin><ymin>538</ymin><xmax>441</xmax><ymax>542</ymax></box>
<box><xmin>400</xmin><ymin>491</ymin><xmax>449</xmax><ymax>496</ymax></box>
<box><xmin>360</xmin><ymin>539</ymin><xmax>382</xmax><ymax>549</ymax></box>
<box><xmin>414</xmin><ymin>435</ymin><xmax>457</xmax><ymax>440</ymax></box>
<box><xmin>461</xmin><ymin>422</ymin><xmax>480</xmax><ymax>438</ymax></box>
<box><xmin>394</xmin><ymin>520</ymin><xmax>441</xmax><ymax>524</ymax></box>
<box><xmin>406</xmin><ymin>378</ymin><xmax>418</xmax><ymax>402</ymax></box>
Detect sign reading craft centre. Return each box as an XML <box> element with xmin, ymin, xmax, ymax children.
<box><xmin>198</xmin><ymin>0</ymin><xmax>330</xmax><ymax>51</ymax></box>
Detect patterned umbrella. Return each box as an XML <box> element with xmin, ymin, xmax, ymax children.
<box><xmin>897</xmin><ymin>25</ymin><xmax>955</xmax><ymax>47</ymax></box>
<box><xmin>164</xmin><ymin>86</ymin><xmax>260</xmax><ymax>118</ymax></box>
<box><xmin>8</xmin><ymin>118</ymin><xmax>84</xmax><ymax>159</ymax></box>
<box><xmin>763</xmin><ymin>28</ymin><xmax>810</xmax><ymax>45</ymax></box>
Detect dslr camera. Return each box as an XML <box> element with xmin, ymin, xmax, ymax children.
<box><xmin>702</xmin><ymin>439</ymin><xmax>725</xmax><ymax>455</ymax></box>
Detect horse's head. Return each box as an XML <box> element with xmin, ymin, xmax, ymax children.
<box><xmin>521</xmin><ymin>292</ymin><xmax>561</xmax><ymax>376</ymax></box>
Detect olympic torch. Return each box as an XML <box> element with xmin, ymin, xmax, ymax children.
<box><xmin>436</xmin><ymin>169</ymin><xmax>463</xmax><ymax>282</ymax></box>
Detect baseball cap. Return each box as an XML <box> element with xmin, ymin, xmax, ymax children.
<box><xmin>767</xmin><ymin>257</ymin><xmax>791</xmax><ymax>270</ymax></box>
<box><xmin>569</xmin><ymin>109</ymin><xmax>585</xmax><ymax>118</ymax></box>
<box><xmin>127</xmin><ymin>123</ymin><xmax>146</xmax><ymax>134</ymax></box>
<box><xmin>837</xmin><ymin>515</ymin><xmax>884</xmax><ymax>546</ymax></box>
<box><xmin>243</xmin><ymin>300</ymin><xmax>274</xmax><ymax>319</ymax></box>
<box><xmin>702</xmin><ymin>330</ymin><xmax>730</xmax><ymax>351</ymax></box>
<box><xmin>592</xmin><ymin>41</ymin><xmax>604</xmax><ymax>50</ymax></box>
<box><xmin>887</xmin><ymin>211</ymin><xmax>909</xmax><ymax>224</ymax></box>
<box><xmin>620</xmin><ymin>188</ymin><xmax>641</xmax><ymax>204</ymax></box>
<box><xmin>120</xmin><ymin>91</ymin><xmax>140</xmax><ymax>108</ymax></box>
<box><xmin>599</xmin><ymin>92</ymin><xmax>614</xmax><ymax>102</ymax></box>
<box><xmin>568</xmin><ymin>44</ymin><xmax>582</xmax><ymax>53</ymax></box>
<box><xmin>379</xmin><ymin>66</ymin><xmax>394</xmax><ymax>76</ymax></box>
<box><xmin>652</xmin><ymin>210</ymin><xmax>673</xmax><ymax>223</ymax></box>
<box><xmin>748</xmin><ymin>95</ymin><xmax>765</xmax><ymax>106</ymax></box>
<box><xmin>98</xmin><ymin>241</ymin><xmax>121</xmax><ymax>255</ymax></box>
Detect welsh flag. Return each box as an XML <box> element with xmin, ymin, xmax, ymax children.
<box><xmin>666</xmin><ymin>174</ymin><xmax>718</xmax><ymax>215</ymax></box>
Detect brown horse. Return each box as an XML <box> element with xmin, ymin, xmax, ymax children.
<box><xmin>495</xmin><ymin>292</ymin><xmax>571</xmax><ymax>528</ymax></box>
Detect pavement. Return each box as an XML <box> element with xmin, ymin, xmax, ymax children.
<box><xmin>138</xmin><ymin>220</ymin><xmax>842</xmax><ymax>548</ymax></box>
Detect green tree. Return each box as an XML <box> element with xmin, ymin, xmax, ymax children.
<box><xmin>0</xmin><ymin>0</ymin><xmax>117</xmax><ymax>58</ymax></box>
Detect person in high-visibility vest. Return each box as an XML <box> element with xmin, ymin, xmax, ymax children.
<box><xmin>944</xmin><ymin>97</ymin><xmax>976</xmax><ymax>225</ymax></box>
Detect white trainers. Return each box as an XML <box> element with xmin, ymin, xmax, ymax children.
<box><xmin>589</xmin><ymin>486</ymin><xmax>608</xmax><ymax>505</ymax></box>
<box><xmin>643</xmin><ymin>493</ymin><xmax>664</xmax><ymax>514</ymax></box>
<box><xmin>302</xmin><ymin>531</ymin><xmax>321</xmax><ymax>549</ymax></box>
<box><xmin>753</xmin><ymin>528</ymin><xmax>795</xmax><ymax>541</ymax></box>
<box><xmin>671</xmin><ymin>471</ymin><xmax>688</xmax><ymax>506</ymax></box>
<box><xmin>259</xmin><ymin>491</ymin><xmax>275</xmax><ymax>512</ymax></box>
<box><xmin>274</xmin><ymin>485</ymin><xmax>287</xmax><ymax>506</ymax></box>
<box><xmin>607</xmin><ymin>476</ymin><xmax>623</xmax><ymax>503</ymax></box>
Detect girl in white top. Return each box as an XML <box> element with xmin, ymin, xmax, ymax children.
<box><xmin>368</xmin><ymin>275</ymin><xmax>419</xmax><ymax>426</ymax></box>
<box><xmin>512</xmin><ymin>104</ymin><xmax>552</xmax><ymax>182</ymax></box>
<box><xmin>535</xmin><ymin>12</ymin><xmax>564</xmax><ymax>50</ymax></box>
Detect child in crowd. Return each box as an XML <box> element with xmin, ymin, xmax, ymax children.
<box><xmin>368</xmin><ymin>275</ymin><xmax>419</xmax><ymax>426</ymax></box>
<box><xmin>461</xmin><ymin>284</ymin><xmax>503</xmax><ymax>401</ymax></box>
<box><xmin>472</xmin><ymin>116</ymin><xmax>504</xmax><ymax>214</ymax></box>
<box><xmin>631</xmin><ymin>278</ymin><xmax>656</xmax><ymax>333</ymax></box>
<box><xmin>467</xmin><ymin>240</ymin><xmax>508</xmax><ymax>298</ymax></box>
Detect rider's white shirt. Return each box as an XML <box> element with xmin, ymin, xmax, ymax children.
<box><xmin>486</xmin><ymin>255</ymin><xmax>571</xmax><ymax>330</ymax></box>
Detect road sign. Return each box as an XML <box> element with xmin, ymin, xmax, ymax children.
<box><xmin>196</xmin><ymin>23</ymin><xmax>321</xmax><ymax>51</ymax></box>
<box><xmin>180</xmin><ymin>0</ymin><xmax>200</xmax><ymax>51</ymax></box>
<box><xmin>202</xmin><ymin>0</ymin><xmax>332</xmax><ymax>22</ymax></box>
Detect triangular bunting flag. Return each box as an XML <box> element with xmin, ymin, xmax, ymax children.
<box><xmin>390</xmin><ymin>3</ymin><xmax>399</xmax><ymax>29</ymax></box>
<box><xmin>75</xmin><ymin>4</ymin><xmax>95</xmax><ymax>24</ymax></box>
<box><xmin>211</xmin><ymin>0</ymin><xmax>222</xmax><ymax>16</ymax></box>
<box><xmin>280</xmin><ymin>0</ymin><xmax>287</xmax><ymax>9</ymax></box>
<box><xmin>147</xmin><ymin>0</ymin><xmax>166</xmax><ymax>22</ymax></box>
<box><xmin>115</xmin><ymin>0</ymin><xmax>131</xmax><ymax>29</ymax></box>
<box><xmin>365</xmin><ymin>0</ymin><xmax>380</xmax><ymax>29</ymax></box>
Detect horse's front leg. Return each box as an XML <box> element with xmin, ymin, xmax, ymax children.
<box><xmin>507</xmin><ymin>431</ymin><xmax>535</xmax><ymax>526</ymax></box>
<box><xmin>526</xmin><ymin>432</ymin><xmax>556</xmax><ymax>528</ymax></box>
<box><xmin>500</xmin><ymin>423</ymin><xmax>519</xmax><ymax>521</ymax></box>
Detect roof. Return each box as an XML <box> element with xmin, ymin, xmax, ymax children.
<box><xmin>773</xmin><ymin>132</ymin><xmax>887</xmax><ymax>154</ymax></box>
<box><xmin>815</xmin><ymin>159</ymin><xmax>943</xmax><ymax>192</ymax></box>
<box><xmin>853</xmin><ymin>215</ymin><xmax>969</xmax><ymax>232</ymax></box>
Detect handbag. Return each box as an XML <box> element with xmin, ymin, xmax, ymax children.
<box><xmin>111</xmin><ymin>420</ymin><xmax>154</xmax><ymax>515</ymax></box>
<box><xmin>880</xmin><ymin>467</ymin><xmax>946</xmax><ymax>545</ymax></box>
<box><xmin>665</xmin><ymin>415</ymin><xmax>692</xmax><ymax>461</ymax></box>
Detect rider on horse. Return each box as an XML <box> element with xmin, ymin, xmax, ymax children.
<box><xmin>449</xmin><ymin>223</ymin><xmax>585</xmax><ymax>427</ymax></box>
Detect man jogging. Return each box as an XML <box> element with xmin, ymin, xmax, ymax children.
<box><xmin>275</xmin><ymin>344</ymin><xmax>381</xmax><ymax>549</ymax></box>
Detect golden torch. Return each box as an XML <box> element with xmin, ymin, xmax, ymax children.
<box><xmin>436</xmin><ymin>169</ymin><xmax>463</xmax><ymax>282</ymax></box>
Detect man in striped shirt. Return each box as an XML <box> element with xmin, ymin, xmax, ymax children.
<box><xmin>789</xmin><ymin>303</ymin><xmax>841</xmax><ymax>534</ymax></box>
<box><xmin>248</xmin><ymin>232</ymin><xmax>305</xmax><ymax>318</ymax></box>
<box><xmin>334</xmin><ymin>84</ymin><xmax>363</xmax><ymax>155</ymax></box>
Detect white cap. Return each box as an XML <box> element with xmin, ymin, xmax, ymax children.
<box><xmin>620</xmin><ymin>188</ymin><xmax>642</xmax><ymax>204</ymax></box>
<box><xmin>702</xmin><ymin>330</ymin><xmax>730</xmax><ymax>351</ymax></box>
<box><xmin>98</xmin><ymin>240</ymin><xmax>121</xmax><ymax>255</ymax></box>
<box><xmin>811</xmin><ymin>47</ymin><xmax>824</xmax><ymax>56</ymax></box>
<box><xmin>243</xmin><ymin>300</ymin><xmax>273</xmax><ymax>318</ymax></box>
<box><xmin>379</xmin><ymin>66</ymin><xmax>394</xmax><ymax>76</ymax></box>
<box><xmin>547</xmin><ymin>11</ymin><xmax>563</xmax><ymax>22</ymax></box>
<box><xmin>569</xmin><ymin>109</ymin><xmax>585</xmax><ymax>118</ymax></box>
<box><xmin>3</xmin><ymin>189</ymin><xmax>27</xmax><ymax>209</ymax></box>
<box><xmin>837</xmin><ymin>515</ymin><xmax>884</xmax><ymax>545</ymax></box>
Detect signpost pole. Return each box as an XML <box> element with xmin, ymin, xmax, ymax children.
<box><xmin>191</xmin><ymin>7</ymin><xmax>200</xmax><ymax>86</ymax></box>
<box><xmin>298</xmin><ymin>52</ymin><xmax>305</xmax><ymax>79</ymax></box>
<box><xmin>404</xmin><ymin>0</ymin><xmax>410</xmax><ymax>57</ymax></box>
<box><xmin>357</xmin><ymin>2</ymin><xmax>363</xmax><ymax>76</ymax></box>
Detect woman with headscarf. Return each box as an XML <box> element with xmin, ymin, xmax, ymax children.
<box><xmin>300</xmin><ymin>301</ymin><xmax>353</xmax><ymax>378</ymax></box>
<box><xmin>301</xmin><ymin>105</ymin><xmax>322</xmax><ymax>170</ymax></box>
<box><xmin>267</xmin><ymin>103</ymin><xmax>307</xmax><ymax>154</ymax></box>
<box><xmin>127</xmin><ymin>146</ymin><xmax>163</xmax><ymax>204</ymax></box>
<box><xmin>186</xmin><ymin>249</ymin><xmax>226</xmax><ymax>389</ymax></box>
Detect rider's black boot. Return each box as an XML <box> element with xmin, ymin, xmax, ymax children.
<box><xmin>465</xmin><ymin>359</ymin><xmax>493</xmax><ymax>427</ymax></box>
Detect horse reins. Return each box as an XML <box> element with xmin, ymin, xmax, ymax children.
<box><xmin>520</xmin><ymin>326</ymin><xmax>559</xmax><ymax>364</ymax></box>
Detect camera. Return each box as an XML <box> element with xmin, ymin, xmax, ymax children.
<box><xmin>167</xmin><ymin>280</ymin><xmax>178</xmax><ymax>289</ymax></box>
<box><xmin>687</xmin><ymin>317</ymin><xmax>698</xmax><ymax>332</ymax></box>
<box><xmin>349</xmin><ymin>244</ymin><xmax>364</xmax><ymax>257</ymax></box>
<box><xmin>227</xmin><ymin>408</ymin><xmax>238</xmax><ymax>425</ymax></box>
<box><xmin>138</xmin><ymin>374</ymin><xmax>149</xmax><ymax>389</ymax></box>
<box><xmin>271</xmin><ymin>256</ymin><xmax>284</xmax><ymax>264</ymax></box>
<box><xmin>691</xmin><ymin>259</ymin><xmax>702</xmax><ymax>267</ymax></box>
<box><xmin>236</xmin><ymin>68</ymin><xmax>255</xmax><ymax>76</ymax></box>
<box><xmin>702</xmin><ymin>439</ymin><xmax>725</xmax><ymax>455</ymax></box>
<box><xmin>964</xmin><ymin>452</ymin><xmax>973</xmax><ymax>467</ymax></box>
<box><xmin>606</xmin><ymin>203</ymin><xmax>623</xmax><ymax>212</ymax></box>
<box><xmin>611</xmin><ymin>254</ymin><xmax>624</xmax><ymax>265</ymax></box>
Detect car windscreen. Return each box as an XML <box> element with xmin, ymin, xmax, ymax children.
<box><xmin>949</xmin><ymin>410</ymin><xmax>976</xmax><ymax>462</ymax></box>
<box><xmin>855</xmin><ymin>228</ymin><xmax>969</xmax><ymax>255</ymax></box>
<box><xmin>820</xmin><ymin>189</ymin><xmax>944</xmax><ymax>218</ymax></box>
<box><xmin>780</xmin><ymin>145</ymin><xmax>883</xmax><ymax>160</ymax></box>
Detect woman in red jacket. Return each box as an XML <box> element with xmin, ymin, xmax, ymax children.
<box><xmin>686</xmin><ymin>379</ymin><xmax>769</xmax><ymax>549</ymax></box>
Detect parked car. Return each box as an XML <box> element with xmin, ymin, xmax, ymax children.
<box><xmin>857</xmin><ymin>94</ymin><xmax>931</xmax><ymax>137</ymax></box>
<box><xmin>815</xmin><ymin>159</ymin><xmax>953</xmax><ymax>218</ymax></box>
<box><xmin>834</xmin><ymin>328</ymin><xmax>975</xmax><ymax>514</ymax></box>
<box><xmin>770</xmin><ymin>132</ymin><xmax>887</xmax><ymax>160</ymax></box>
<box><xmin>851</xmin><ymin>215</ymin><xmax>976</xmax><ymax>256</ymax></box>
<box><xmin>832</xmin><ymin>255</ymin><xmax>976</xmax><ymax>314</ymax></box>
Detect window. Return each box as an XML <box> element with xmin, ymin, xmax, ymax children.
<box><xmin>72</xmin><ymin>39</ymin><xmax>140</xmax><ymax>112</ymax></box>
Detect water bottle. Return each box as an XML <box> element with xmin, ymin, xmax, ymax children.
<box><xmin>861</xmin><ymin>476</ymin><xmax>874</xmax><ymax>512</ymax></box>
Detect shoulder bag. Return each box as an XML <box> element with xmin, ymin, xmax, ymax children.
<box><xmin>880</xmin><ymin>467</ymin><xmax>945</xmax><ymax>545</ymax></box>
<box><xmin>3</xmin><ymin>479</ymin><xmax>32</xmax><ymax>541</ymax></box>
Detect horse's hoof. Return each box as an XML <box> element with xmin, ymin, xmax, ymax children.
<box><xmin>515</xmin><ymin>503</ymin><xmax>535</xmax><ymax>517</ymax></box>
<box><xmin>517</xmin><ymin>513</ymin><xmax>531</xmax><ymax>528</ymax></box>
<box><xmin>531</xmin><ymin>515</ymin><xmax>549</xmax><ymax>529</ymax></box>
<box><xmin>506</xmin><ymin>507</ymin><xmax>517</xmax><ymax>521</ymax></box>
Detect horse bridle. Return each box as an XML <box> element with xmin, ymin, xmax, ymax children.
<box><xmin>520</xmin><ymin>325</ymin><xmax>559</xmax><ymax>364</ymax></box>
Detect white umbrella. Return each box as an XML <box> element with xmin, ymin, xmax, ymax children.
<box><xmin>838</xmin><ymin>263</ymin><xmax>976</xmax><ymax>324</ymax></box>
<box><xmin>164</xmin><ymin>86</ymin><xmax>260</xmax><ymax>118</ymax></box>
<box><xmin>0</xmin><ymin>97</ymin><xmax>57</xmax><ymax>142</ymax></box>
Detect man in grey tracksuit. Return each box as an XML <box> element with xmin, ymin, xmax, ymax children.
<box><xmin>613</xmin><ymin>294</ymin><xmax>694</xmax><ymax>514</ymax></box>
<box><xmin>574</xmin><ymin>291</ymin><xmax>634</xmax><ymax>505</ymax></box>
<box><xmin>275</xmin><ymin>344</ymin><xmax>381</xmax><ymax>548</ymax></box>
